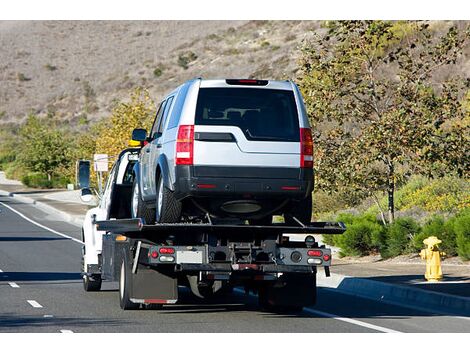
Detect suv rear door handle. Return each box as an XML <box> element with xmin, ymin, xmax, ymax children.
<box><xmin>156</xmin><ymin>144</ymin><xmax>162</xmax><ymax>148</ymax></box>
<box><xmin>145</xmin><ymin>149</ymin><xmax>150</xmax><ymax>153</ymax></box>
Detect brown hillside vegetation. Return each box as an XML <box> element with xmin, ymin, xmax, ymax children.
<box><xmin>0</xmin><ymin>20</ymin><xmax>324</xmax><ymax>126</ymax></box>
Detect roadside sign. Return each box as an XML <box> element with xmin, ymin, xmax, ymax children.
<box><xmin>93</xmin><ymin>154</ymin><xmax>108</xmax><ymax>172</ymax></box>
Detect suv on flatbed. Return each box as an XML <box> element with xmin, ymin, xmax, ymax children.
<box><xmin>131</xmin><ymin>78</ymin><xmax>314</xmax><ymax>225</ymax></box>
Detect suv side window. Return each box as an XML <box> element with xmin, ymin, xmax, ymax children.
<box><xmin>157</xmin><ymin>96</ymin><xmax>174</xmax><ymax>134</ymax></box>
<box><xmin>150</xmin><ymin>100</ymin><xmax>167</xmax><ymax>139</ymax></box>
<box><xmin>168</xmin><ymin>83</ymin><xmax>190</xmax><ymax>129</ymax></box>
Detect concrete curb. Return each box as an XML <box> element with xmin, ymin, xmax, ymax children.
<box><xmin>0</xmin><ymin>189</ymin><xmax>84</xmax><ymax>227</ymax></box>
<box><xmin>317</xmin><ymin>272</ymin><xmax>470</xmax><ymax>317</ymax></box>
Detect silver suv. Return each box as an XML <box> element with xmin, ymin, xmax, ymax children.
<box><xmin>131</xmin><ymin>79</ymin><xmax>314</xmax><ymax>225</ymax></box>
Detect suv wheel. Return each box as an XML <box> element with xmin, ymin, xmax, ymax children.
<box><xmin>131</xmin><ymin>180</ymin><xmax>155</xmax><ymax>224</ymax></box>
<box><xmin>155</xmin><ymin>175</ymin><xmax>182</xmax><ymax>223</ymax></box>
<box><xmin>284</xmin><ymin>193</ymin><xmax>312</xmax><ymax>226</ymax></box>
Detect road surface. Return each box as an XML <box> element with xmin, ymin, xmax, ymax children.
<box><xmin>0</xmin><ymin>194</ymin><xmax>469</xmax><ymax>333</ymax></box>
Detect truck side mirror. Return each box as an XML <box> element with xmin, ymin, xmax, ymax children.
<box><xmin>132</xmin><ymin>128</ymin><xmax>147</xmax><ymax>142</ymax></box>
<box><xmin>80</xmin><ymin>188</ymin><xmax>94</xmax><ymax>203</ymax></box>
<box><xmin>76</xmin><ymin>160</ymin><xmax>91</xmax><ymax>189</ymax></box>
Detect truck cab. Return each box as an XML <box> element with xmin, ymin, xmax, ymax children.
<box><xmin>80</xmin><ymin>148</ymin><xmax>140</xmax><ymax>291</ymax></box>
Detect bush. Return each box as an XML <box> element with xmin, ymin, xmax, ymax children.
<box><xmin>177</xmin><ymin>51</ymin><xmax>197</xmax><ymax>70</ymax></box>
<box><xmin>153</xmin><ymin>66</ymin><xmax>163</xmax><ymax>77</ymax></box>
<box><xmin>335</xmin><ymin>215</ymin><xmax>385</xmax><ymax>257</ymax></box>
<box><xmin>22</xmin><ymin>172</ymin><xmax>52</xmax><ymax>188</ymax></box>
<box><xmin>402</xmin><ymin>176</ymin><xmax>469</xmax><ymax>212</ymax></box>
<box><xmin>384</xmin><ymin>217</ymin><xmax>420</xmax><ymax>258</ymax></box>
<box><xmin>454</xmin><ymin>209</ymin><xmax>470</xmax><ymax>260</ymax></box>
<box><xmin>5</xmin><ymin>162</ymin><xmax>28</xmax><ymax>180</ymax></box>
<box><xmin>411</xmin><ymin>216</ymin><xmax>457</xmax><ymax>256</ymax></box>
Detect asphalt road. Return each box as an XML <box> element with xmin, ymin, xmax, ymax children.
<box><xmin>1</xmin><ymin>194</ymin><xmax>469</xmax><ymax>333</ymax></box>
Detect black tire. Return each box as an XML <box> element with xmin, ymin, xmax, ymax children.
<box><xmin>155</xmin><ymin>175</ymin><xmax>181</xmax><ymax>223</ymax></box>
<box><xmin>83</xmin><ymin>274</ymin><xmax>102</xmax><ymax>292</ymax></box>
<box><xmin>284</xmin><ymin>193</ymin><xmax>312</xmax><ymax>226</ymax></box>
<box><xmin>131</xmin><ymin>179</ymin><xmax>155</xmax><ymax>224</ymax></box>
<box><xmin>258</xmin><ymin>286</ymin><xmax>304</xmax><ymax>313</ymax></box>
<box><xmin>119</xmin><ymin>253</ymin><xmax>139</xmax><ymax>310</ymax></box>
<box><xmin>258</xmin><ymin>273</ymin><xmax>316</xmax><ymax>313</ymax></box>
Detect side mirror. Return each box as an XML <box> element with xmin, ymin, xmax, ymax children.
<box><xmin>76</xmin><ymin>160</ymin><xmax>91</xmax><ymax>189</ymax></box>
<box><xmin>132</xmin><ymin>128</ymin><xmax>147</xmax><ymax>142</ymax></box>
<box><xmin>80</xmin><ymin>188</ymin><xmax>94</xmax><ymax>203</ymax></box>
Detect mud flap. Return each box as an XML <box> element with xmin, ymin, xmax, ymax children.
<box><xmin>130</xmin><ymin>266</ymin><xmax>178</xmax><ymax>304</ymax></box>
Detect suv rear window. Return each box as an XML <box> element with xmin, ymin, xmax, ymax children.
<box><xmin>195</xmin><ymin>88</ymin><xmax>300</xmax><ymax>142</ymax></box>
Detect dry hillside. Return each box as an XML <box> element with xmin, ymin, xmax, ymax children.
<box><xmin>0</xmin><ymin>20</ymin><xmax>322</xmax><ymax>126</ymax></box>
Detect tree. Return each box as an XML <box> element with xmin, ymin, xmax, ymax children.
<box><xmin>17</xmin><ymin>114</ymin><xmax>74</xmax><ymax>181</ymax></box>
<box><xmin>94</xmin><ymin>87</ymin><xmax>155</xmax><ymax>158</ymax></box>
<box><xmin>298</xmin><ymin>21</ymin><xmax>469</xmax><ymax>223</ymax></box>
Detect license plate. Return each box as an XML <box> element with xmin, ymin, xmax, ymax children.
<box><xmin>176</xmin><ymin>250</ymin><xmax>203</xmax><ymax>264</ymax></box>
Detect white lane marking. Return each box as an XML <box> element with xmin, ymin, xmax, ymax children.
<box><xmin>303</xmin><ymin>307</ymin><xmax>401</xmax><ymax>333</ymax></box>
<box><xmin>27</xmin><ymin>300</ymin><xmax>43</xmax><ymax>308</ymax></box>
<box><xmin>233</xmin><ymin>288</ymin><xmax>402</xmax><ymax>333</ymax></box>
<box><xmin>43</xmin><ymin>315</ymin><xmax>54</xmax><ymax>318</ymax></box>
<box><xmin>8</xmin><ymin>282</ymin><xmax>20</xmax><ymax>288</ymax></box>
<box><xmin>0</xmin><ymin>201</ymin><xmax>83</xmax><ymax>244</ymax></box>
<box><xmin>60</xmin><ymin>330</ymin><xmax>74</xmax><ymax>333</ymax></box>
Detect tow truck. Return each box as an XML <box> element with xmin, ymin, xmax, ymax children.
<box><xmin>80</xmin><ymin>147</ymin><xmax>346</xmax><ymax>312</ymax></box>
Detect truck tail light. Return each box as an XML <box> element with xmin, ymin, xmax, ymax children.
<box><xmin>300</xmin><ymin>128</ymin><xmax>313</xmax><ymax>168</ymax></box>
<box><xmin>307</xmin><ymin>250</ymin><xmax>322</xmax><ymax>257</ymax></box>
<box><xmin>175</xmin><ymin>125</ymin><xmax>194</xmax><ymax>165</ymax></box>
<box><xmin>159</xmin><ymin>247</ymin><xmax>175</xmax><ymax>254</ymax></box>
<box><xmin>323</xmin><ymin>254</ymin><xmax>331</xmax><ymax>261</ymax></box>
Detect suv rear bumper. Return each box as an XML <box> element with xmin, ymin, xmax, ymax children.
<box><xmin>174</xmin><ymin>165</ymin><xmax>313</xmax><ymax>200</ymax></box>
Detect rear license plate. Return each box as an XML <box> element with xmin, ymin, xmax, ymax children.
<box><xmin>176</xmin><ymin>251</ymin><xmax>203</xmax><ymax>264</ymax></box>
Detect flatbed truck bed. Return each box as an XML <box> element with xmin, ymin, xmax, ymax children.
<box><xmin>86</xmin><ymin>218</ymin><xmax>345</xmax><ymax>312</ymax></box>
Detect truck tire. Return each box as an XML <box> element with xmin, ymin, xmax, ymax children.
<box><xmin>131</xmin><ymin>180</ymin><xmax>155</xmax><ymax>224</ymax></box>
<box><xmin>83</xmin><ymin>274</ymin><xmax>102</xmax><ymax>292</ymax></box>
<box><xmin>258</xmin><ymin>273</ymin><xmax>316</xmax><ymax>313</ymax></box>
<box><xmin>81</xmin><ymin>228</ymin><xmax>102</xmax><ymax>292</ymax></box>
<box><xmin>119</xmin><ymin>253</ymin><xmax>139</xmax><ymax>310</ymax></box>
<box><xmin>284</xmin><ymin>193</ymin><xmax>312</xmax><ymax>226</ymax></box>
<box><xmin>155</xmin><ymin>175</ymin><xmax>181</xmax><ymax>223</ymax></box>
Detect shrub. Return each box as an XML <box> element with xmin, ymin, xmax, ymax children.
<box><xmin>384</xmin><ymin>217</ymin><xmax>420</xmax><ymax>258</ymax></box>
<box><xmin>177</xmin><ymin>51</ymin><xmax>198</xmax><ymax>70</ymax></box>
<box><xmin>5</xmin><ymin>162</ymin><xmax>28</xmax><ymax>180</ymax></box>
<box><xmin>454</xmin><ymin>209</ymin><xmax>470</xmax><ymax>260</ymax></box>
<box><xmin>153</xmin><ymin>66</ymin><xmax>163</xmax><ymax>77</ymax></box>
<box><xmin>411</xmin><ymin>216</ymin><xmax>457</xmax><ymax>256</ymax></box>
<box><xmin>402</xmin><ymin>176</ymin><xmax>470</xmax><ymax>212</ymax></box>
<box><xmin>22</xmin><ymin>172</ymin><xmax>52</xmax><ymax>188</ymax></box>
<box><xmin>335</xmin><ymin>215</ymin><xmax>385</xmax><ymax>257</ymax></box>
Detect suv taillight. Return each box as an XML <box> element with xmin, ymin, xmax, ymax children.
<box><xmin>175</xmin><ymin>125</ymin><xmax>194</xmax><ymax>165</ymax></box>
<box><xmin>300</xmin><ymin>128</ymin><xmax>313</xmax><ymax>168</ymax></box>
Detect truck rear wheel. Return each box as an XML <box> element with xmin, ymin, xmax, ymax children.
<box><xmin>119</xmin><ymin>254</ymin><xmax>139</xmax><ymax>310</ymax></box>
<box><xmin>156</xmin><ymin>175</ymin><xmax>181</xmax><ymax>223</ymax></box>
<box><xmin>258</xmin><ymin>273</ymin><xmax>316</xmax><ymax>313</ymax></box>
<box><xmin>131</xmin><ymin>180</ymin><xmax>155</xmax><ymax>224</ymax></box>
<box><xmin>83</xmin><ymin>274</ymin><xmax>102</xmax><ymax>292</ymax></box>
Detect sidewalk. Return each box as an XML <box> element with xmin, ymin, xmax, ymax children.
<box><xmin>1</xmin><ymin>172</ymin><xmax>469</xmax><ymax>316</ymax></box>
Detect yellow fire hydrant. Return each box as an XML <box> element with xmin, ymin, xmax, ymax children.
<box><xmin>419</xmin><ymin>236</ymin><xmax>445</xmax><ymax>282</ymax></box>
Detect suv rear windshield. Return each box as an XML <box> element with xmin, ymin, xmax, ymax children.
<box><xmin>195</xmin><ymin>88</ymin><xmax>300</xmax><ymax>142</ymax></box>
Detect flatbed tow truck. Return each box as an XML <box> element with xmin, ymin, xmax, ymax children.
<box><xmin>92</xmin><ymin>217</ymin><xmax>345</xmax><ymax>312</ymax></box>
